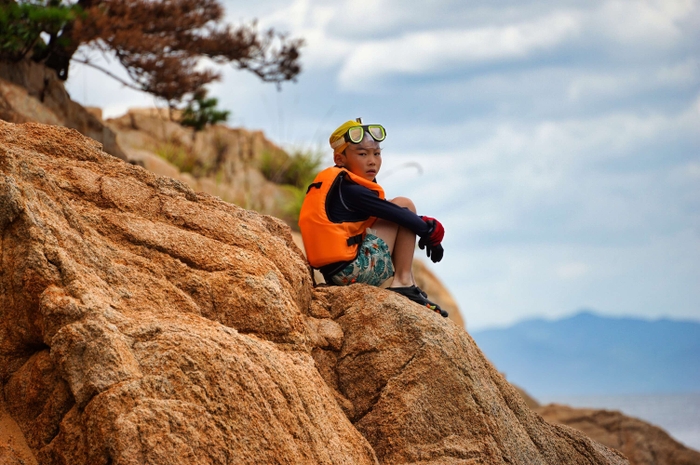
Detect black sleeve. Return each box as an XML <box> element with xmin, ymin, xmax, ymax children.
<box><xmin>340</xmin><ymin>180</ymin><xmax>431</xmax><ymax>237</ymax></box>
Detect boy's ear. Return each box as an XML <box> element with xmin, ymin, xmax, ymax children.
<box><xmin>333</xmin><ymin>151</ymin><xmax>345</xmax><ymax>167</ymax></box>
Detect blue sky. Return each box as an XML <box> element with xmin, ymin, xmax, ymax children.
<box><xmin>65</xmin><ymin>0</ymin><xmax>700</xmax><ymax>329</ymax></box>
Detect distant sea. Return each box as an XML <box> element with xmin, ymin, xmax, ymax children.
<box><xmin>540</xmin><ymin>392</ymin><xmax>700</xmax><ymax>452</ymax></box>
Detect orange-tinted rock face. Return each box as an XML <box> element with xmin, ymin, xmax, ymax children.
<box><xmin>0</xmin><ymin>120</ymin><xmax>628</xmax><ymax>464</ymax></box>
<box><xmin>0</xmin><ymin>121</ymin><xmax>374</xmax><ymax>464</ymax></box>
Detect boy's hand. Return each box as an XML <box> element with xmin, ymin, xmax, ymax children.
<box><xmin>420</xmin><ymin>216</ymin><xmax>444</xmax><ymax>245</ymax></box>
<box><xmin>419</xmin><ymin>216</ymin><xmax>445</xmax><ymax>263</ymax></box>
<box><xmin>421</xmin><ymin>242</ymin><xmax>444</xmax><ymax>263</ymax></box>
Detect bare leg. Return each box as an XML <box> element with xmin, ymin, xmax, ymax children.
<box><xmin>373</xmin><ymin>197</ymin><xmax>447</xmax><ymax>316</ymax></box>
<box><xmin>372</xmin><ymin>197</ymin><xmax>417</xmax><ymax>288</ymax></box>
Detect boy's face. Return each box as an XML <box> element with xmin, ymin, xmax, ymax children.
<box><xmin>335</xmin><ymin>134</ymin><xmax>382</xmax><ymax>181</ymax></box>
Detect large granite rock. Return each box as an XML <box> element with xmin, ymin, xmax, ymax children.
<box><xmin>0</xmin><ymin>120</ymin><xmax>627</xmax><ymax>464</ymax></box>
<box><xmin>0</xmin><ymin>121</ymin><xmax>373</xmax><ymax>464</ymax></box>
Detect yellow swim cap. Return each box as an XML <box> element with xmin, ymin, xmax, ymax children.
<box><xmin>329</xmin><ymin>120</ymin><xmax>360</xmax><ymax>155</ymax></box>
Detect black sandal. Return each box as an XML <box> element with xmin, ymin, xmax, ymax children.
<box><xmin>389</xmin><ymin>285</ymin><xmax>449</xmax><ymax>318</ymax></box>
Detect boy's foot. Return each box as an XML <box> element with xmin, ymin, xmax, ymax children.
<box><xmin>389</xmin><ymin>285</ymin><xmax>449</xmax><ymax>318</ymax></box>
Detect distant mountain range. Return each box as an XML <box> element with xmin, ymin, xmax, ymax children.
<box><xmin>470</xmin><ymin>311</ymin><xmax>700</xmax><ymax>398</ymax></box>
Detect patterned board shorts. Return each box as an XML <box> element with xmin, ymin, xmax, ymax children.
<box><xmin>330</xmin><ymin>231</ymin><xmax>395</xmax><ymax>286</ymax></box>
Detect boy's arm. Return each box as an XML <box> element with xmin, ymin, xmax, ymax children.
<box><xmin>341</xmin><ymin>182</ymin><xmax>431</xmax><ymax>236</ymax></box>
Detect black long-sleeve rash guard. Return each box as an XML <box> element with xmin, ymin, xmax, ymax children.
<box><xmin>319</xmin><ymin>173</ymin><xmax>430</xmax><ymax>278</ymax></box>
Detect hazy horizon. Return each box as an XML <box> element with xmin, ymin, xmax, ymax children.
<box><xmin>473</xmin><ymin>307</ymin><xmax>700</xmax><ymax>331</ymax></box>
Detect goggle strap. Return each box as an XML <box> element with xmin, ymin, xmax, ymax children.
<box><xmin>330</xmin><ymin>138</ymin><xmax>346</xmax><ymax>149</ymax></box>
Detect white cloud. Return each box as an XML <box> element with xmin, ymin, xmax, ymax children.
<box><xmin>566</xmin><ymin>58</ymin><xmax>699</xmax><ymax>102</ymax></box>
<box><xmin>383</xmin><ymin>99</ymin><xmax>698</xmax><ymax>257</ymax></box>
<box><xmin>225</xmin><ymin>0</ymin><xmax>354</xmax><ymax>71</ymax></box>
<box><xmin>656</xmin><ymin>58</ymin><xmax>700</xmax><ymax>84</ymax></box>
<box><xmin>397</xmin><ymin>110</ymin><xmax>678</xmax><ymax>176</ymax></box>
<box><xmin>556</xmin><ymin>262</ymin><xmax>590</xmax><ymax>279</ymax></box>
<box><xmin>337</xmin><ymin>12</ymin><xmax>581</xmax><ymax>88</ymax></box>
<box><xmin>248</xmin><ymin>0</ymin><xmax>700</xmax><ymax>94</ymax></box>
<box><xmin>683</xmin><ymin>162</ymin><xmax>700</xmax><ymax>180</ymax></box>
<box><xmin>596</xmin><ymin>0</ymin><xmax>697</xmax><ymax>45</ymax></box>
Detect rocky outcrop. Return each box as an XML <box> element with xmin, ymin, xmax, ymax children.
<box><xmin>536</xmin><ymin>404</ymin><xmax>700</xmax><ymax>465</ymax></box>
<box><xmin>0</xmin><ymin>60</ymin><xmax>126</xmax><ymax>160</ymax></box>
<box><xmin>106</xmin><ymin>108</ymin><xmax>292</xmax><ymax>218</ymax></box>
<box><xmin>508</xmin><ymin>387</ymin><xmax>700</xmax><ymax>464</ymax></box>
<box><xmin>0</xmin><ymin>120</ymin><xmax>627</xmax><ymax>464</ymax></box>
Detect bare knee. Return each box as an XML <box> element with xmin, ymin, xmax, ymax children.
<box><xmin>390</xmin><ymin>196</ymin><xmax>416</xmax><ymax>213</ymax></box>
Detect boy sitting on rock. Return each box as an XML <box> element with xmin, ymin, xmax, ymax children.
<box><xmin>299</xmin><ymin>119</ymin><xmax>448</xmax><ymax>317</ymax></box>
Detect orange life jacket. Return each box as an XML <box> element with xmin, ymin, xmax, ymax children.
<box><xmin>298</xmin><ymin>167</ymin><xmax>385</xmax><ymax>269</ymax></box>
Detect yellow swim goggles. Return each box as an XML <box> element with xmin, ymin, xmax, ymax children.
<box><xmin>331</xmin><ymin>124</ymin><xmax>386</xmax><ymax>149</ymax></box>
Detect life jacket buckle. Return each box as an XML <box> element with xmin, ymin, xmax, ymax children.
<box><xmin>346</xmin><ymin>234</ymin><xmax>363</xmax><ymax>246</ymax></box>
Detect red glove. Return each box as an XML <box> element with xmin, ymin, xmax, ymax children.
<box><xmin>420</xmin><ymin>216</ymin><xmax>444</xmax><ymax>246</ymax></box>
<box><xmin>418</xmin><ymin>216</ymin><xmax>445</xmax><ymax>263</ymax></box>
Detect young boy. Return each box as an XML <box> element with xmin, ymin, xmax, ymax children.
<box><xmin>299</xmin><ymin>119</ymin><xmax>447</xmax><ymax>317</ymax></box>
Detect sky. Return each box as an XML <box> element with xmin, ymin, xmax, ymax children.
<box><xmin>64</xmin><ymin>0</ymin><xmax>700</xmax><ymax>330</ymax></box>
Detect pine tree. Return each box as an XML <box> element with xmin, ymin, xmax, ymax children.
<box><xmin>180</xmin><ymin>88</ymin><xmax>229</xmax><ymax>132</ymax></box>
<box><xmin>0</xmin><ymin>0</ymin><xmax>303</xmax><ymax>109</ymax></box>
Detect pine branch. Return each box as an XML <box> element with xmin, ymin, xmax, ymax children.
<box><xmin>71</xmin><ymin>56</ymin><xmax>144</xmax><ymax>93</ymax></box>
